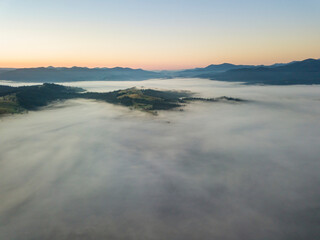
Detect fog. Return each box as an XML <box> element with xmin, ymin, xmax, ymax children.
<box><xmin>1</xmin><ymin>79</ymin><xmax>320</xmax><ymax>240</ymax></box>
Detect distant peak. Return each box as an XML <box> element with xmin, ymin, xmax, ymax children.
<box><xmin>302</xmin><ymin>58</ymin><xmax>318</xmax><ymax>62</ymax></box>
<box><xmin>206</xmin><ymin>63</ymin><xmax>234</xmax><ymax>67</ymax></box>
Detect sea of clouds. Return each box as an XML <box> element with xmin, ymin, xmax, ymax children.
<box><xmin>1</xmin><ymin>79</ymin><xmax>320</xmax><ymax>240</ymax></box>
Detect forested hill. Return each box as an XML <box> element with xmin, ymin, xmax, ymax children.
<box><xmin>0</xmin><ymin>84</ymin><xmax>243</xmax><ymax>115</ymax></box>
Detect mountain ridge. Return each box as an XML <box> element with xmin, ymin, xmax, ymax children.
<box><xmin>0</xmin><ymin>66</ymin><xmax>163</xmax><ymax>82</ymax></box>
<box><xmin>202</xmin><ymin>58</ymin><xmax>320</xmax><ymax>85</ymax></box>
<box><xmin>1</xmin><ymin>58</ymin><xmax>319</xmax><ymax>85</ymax></box>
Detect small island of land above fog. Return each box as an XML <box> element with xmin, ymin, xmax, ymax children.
<box><xmin>0</xmin><ymin>84</ymin><xmax>244</xmax><ymax>116</ymax></box>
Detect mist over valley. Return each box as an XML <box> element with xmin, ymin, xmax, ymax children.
<box><xmin>1</xmin><ymin>79</ymin><xmax>320</xmax><ymax>239</ymax></box>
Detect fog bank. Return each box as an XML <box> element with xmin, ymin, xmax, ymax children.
<box><xmin>1</xmin><ymin>79</ymin><xmax>320</xmax><ymax>239</ymax></box>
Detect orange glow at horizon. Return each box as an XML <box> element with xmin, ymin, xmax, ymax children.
<box><xmin>1</xmin><ymin>53</ymin><xmax>320</xmax><ymax>71</ymax></box>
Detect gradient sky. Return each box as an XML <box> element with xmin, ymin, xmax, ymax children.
<box><xmin>0</xmin><ymin>0</ymin><xmax>320</xmax><ymax>70</ymax></box>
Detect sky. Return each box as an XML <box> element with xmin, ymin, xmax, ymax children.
<box><xmin>0</xmin><ymin>0</ymin><xmax>320</xmax><ymax>70</ymax></box>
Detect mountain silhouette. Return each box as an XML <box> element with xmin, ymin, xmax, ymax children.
<box><xmin>0</xmin><ymin>67</ymin><xmax>163</xmax><ymax>82</ymax></box>
<box><xmin>1</xmin><ymin>58</ymin><xmax>319</xmax><ymax>85</ymax></box>
<box><xmin>197</xmin><ymin>59</ymin><xmax>320</xmax><ymax>85</ymax></box>
<box><xmin>174</xmin><ymin>63</ymin><xmax>254</xmax><ymax>77</ymax></box>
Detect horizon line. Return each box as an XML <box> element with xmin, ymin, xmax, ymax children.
<box><xmin>0</xmin><ymin>57</ymin><xmax>319</xmax><ymax>71</ymax></box>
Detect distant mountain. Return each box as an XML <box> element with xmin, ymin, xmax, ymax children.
<box><xmin>1</xmin><ymin>58</ymin><xmax>319</xmax><ymax>85</ymax></box>
<box><xmin>201</xmin><ymin>63</ymin><xmax>255</xmax><ymax>72</ymax></box>
<box><xmin>198</xmin><ymin>59</ymin><xmax>320</xmax><ymax>85</ymax></box>
<box><xmin>0</xmin><ymin>67</ymin><xmax>163</xmax><ymax>82</ymax></box>
<box><xmin>271</xmin><ymin>58</ymin><xmax>320</xmax><ymax>72</ymax></box>
<box><xmin>0</xmin><ymin>68</ymin><xmax>16</xmax><ymax>75</ymax></box>
<box><xmin>174</xmin><ymin>63</ymin><xmax>254</xmax><ymax>77</ymax></box>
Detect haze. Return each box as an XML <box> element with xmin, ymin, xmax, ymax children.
<box><xmin>1</xmin><ymin>79</ymin><xmax>320</xmax><ymax>239</ymax></box>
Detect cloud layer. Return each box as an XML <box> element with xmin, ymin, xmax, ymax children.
<box><xmin>1</xmin><ymin>79</ymin><xmax>320</xmax><ymax>239</ymax></box>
